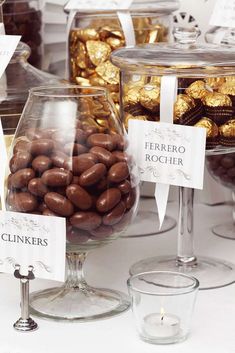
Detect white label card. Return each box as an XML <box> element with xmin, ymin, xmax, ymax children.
<box><xmin>0</xmin><ymin>211</ymin><xmax>66</xmax><ymax>282</ymax></box>
<box><xmin>210</xmin><ymin>0</ymin><xmax>235</xmax><ymax>27</ymax></box>
<box><xmin>128</xmin><ymin>120</ymin><xmax>206</xmax><ymax>190</ymax></box>
<box><xmin>65</xmin><ymin>0</ymin><xmax>133</xmax><ymax>10</ymax></box>
<box><xmin>0</xmin><ymin>35</ymin><xmax>21</xmax><ymax>80</ymax></box>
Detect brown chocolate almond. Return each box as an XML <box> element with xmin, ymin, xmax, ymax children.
<box><xmin>103</xmin><ymin>201</ymin><xmax>126</xmax><ymax>225</ymax></box>
<box><xmin>42</xmin><ymin>168</ymin><xmax>73</xmax><ymax>187</ymax></box>
<box><xmin>90</xmin><ymin>146</ymin><xmax>117</xmax><ymax>167</ymax></box>
<box><xmin>70</xmin><ymin>211</ymin><xmax>102</xmax><ymax>230</ymax></box>
<box><xmin>7</xmin><ymin>191</ymin><xmax>38</xmax><ymax>212</ymax></box>
<box><xmin>28</xmin><ymin>178</ymin><xmax>49</xmax><ymax>197</ymax></box>
<box><xmin>30</xmin><ymin>139</ymin><xmax>54</xmax><ymax>156</ymax></box>
<box><xmin>10</xmin><ymin>151</ymin><xmax>32</xmax><ymax>173</ymax></box>
<box><xmin>66</xmin><ymin>184</ymin><xmax>92</xmax><ymax>210</ymax></box>
<box><xmin>11</xmin><ymin>168</ymin><xmax>35</xmax><ymax>189</ymax></box>
<box><xmin>44</xmin><ymin>192</ymin><xmax>74</xmax><ymax>217</ymax></box>
<box><xmin>32</xmin><ymin>155</ymin><xmax>52</xmax><ymax>173</ymax></box>
<box><xmin>79</xmin><ymin>163</ymin><xmax>106</xmax><ymax>186</ymax></box>
<box><xmin>96</xmin><ymin>188</ymin><xmax>121</xmax><ymax>213</ymax></box>
<box><xmin>87</xmin><ymin>133</ymin><xmax>115</xmax><ymax>151</ymax></box>
<box><xmin>108</xmin><ymin>162</ymin><xmax>129</xmax><ymax>183</ymax></box>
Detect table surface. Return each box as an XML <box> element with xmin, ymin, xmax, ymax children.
<box><xmin>0</xmin><ymin>198</ymin><xmax>235</xmax><ymax>353</ymax></box>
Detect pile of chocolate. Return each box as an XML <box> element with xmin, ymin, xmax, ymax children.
<box><xmin>69</xmin><ymin>18</ymin><xmax>167</xmax><ymax>105</ymax></box>
<box><xmin>6</xmin><ymin>118</ymin><xmax>137</xmax><ymax>245</ymax></box>
<box><xmin>3</xmin><ymin>0</ymin><xmax>42</xmax><ymax>67</ymax></box>
<box><xmin>206</xmin><ymin>152</ymin><xmax>235</xmax><ymax>189</ymax></box>
<box><xmin>123</xmin><ymin>77</ymin><xmax>235</xmax><ymax>148</ymax></box>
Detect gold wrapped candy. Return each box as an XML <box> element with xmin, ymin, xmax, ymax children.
<box><xmin>124</xmin><ymin>113</ymin><xmax>148</xmax><ymax>130</ymax></box>
<box><xmin>106</xmin><ymin>37</ymin><xmax>125</xmax><ymax>50</ymax></box>
<box><xmin>218</xmin><ymin>82</ymin><xmax>235</xmax><ymax>96</ymax></box>
<box><xmin>225</xmin><ymin>76</ymin><xmax>235</xmax><ymax>83</ymax></box>
<box><xmin>186</xmin><ymin>80</ymin><xmax>209</xmax><ymax>99</ymax></box>
<box><xmin>195</xmin><ymin>117</ymin><xmax>219</xmax><ymax>138</ymax></box>
<box><xmin>139</xmin><ymin>84</ymin><xmax>160</xmax><ymax>112</ymax></box>
<box><xmin>86</xmin><ymin>40</ymin><xmax>111</xmax><ymax>67</ymax></box>
<box><xmin>174</xmin><ymin>94</ymin><xmax>196</xmax><ymax>120</ymax></box>
<box><xmin>95</xmin><ymin>61</ymin><xmax>119</xmax><ymax>85</ymax></box>
<box><xmin>75</xmin><ymin>41</ymin><xmax>88</xmax><ymax>69</ymax></box>
<box><xmin>205</xmin><ymin>77</ymin><xmax>225</xmax><ymax>90</ymax></box>
<box><xmin>123</xmin><ymin>86</ymin><xmax>141</xmax><ymax>106</ymax></box>
<box><xmin>76</xmin><ymin>28</ymin><xmax>99</xmax><ymax>42</ymax></box>
<box><xmin>202</xmin><ymin>92</ymin><xmax>232</xmax><ymax>107</ymax></box>
<box><xmin>219</xmin><ymin>119</ymin><xmax>235</xmax><ymax>137</ymax></box>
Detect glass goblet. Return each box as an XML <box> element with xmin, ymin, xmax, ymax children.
<box><xmin>5</xmin><ymin>86</ymin><xmax>139</xmax><ymax>321</ymax></box>
<box><xmin>206</xmin><ymin>151</ymin><xmax>235</xmax><ymax>240</ymax></box>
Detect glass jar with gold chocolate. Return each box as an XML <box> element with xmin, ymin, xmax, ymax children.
<box><xmin>111</xmin><ymin>27</ymin><xmax>235</xmax><ymax>290</ymax></box>
<box><xmin>67</xmin><ymin>0</ymin><xmax>179</xmax><ymax>103</ymax></box>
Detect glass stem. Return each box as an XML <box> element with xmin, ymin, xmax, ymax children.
<box><xmin>65</xmin><ymin>252</ymin><xmax>88</xmax><ymax>290</ymax></box>
<box><xmin>177</xmin><ymin>187</ymin><xmax>197</xmax><ymax>266</ymax></box>
<box><xmin>232</xmin><ymin>191</ymin><xmax>235</xmax><ymax>226</ymax></box>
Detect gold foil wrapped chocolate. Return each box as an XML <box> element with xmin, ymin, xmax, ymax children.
<box><xmin>95</xmin><ymin>61</ymin><xmax>119</xmax><ymax>85</ymax></box>
<box><xmin>123</xmin><ymin>86</ymin><xmax>141</xmax><ymax>106</ymax></box>
<box><xmin>139</xmin><ymin>84</ymin><xmax>160</xmax><ymax>112</ymax></box>
<box><xmin>195</xmin><ymin>117</ymin><xmax>219</xmax><ymax>138</ymax></box>
<box><xmin>205</xmin><ymin>77</ymin><xmax>225</xmax><ymax>90</ymax></box>
<box><xmin>174</xmin><ymin>94</ymin><xmax>196</xmax><ymax>120</ymax></box>
<box><xmin>219</xmin><ymin>119</ymin><xmax>235</xmax><ymax>137</ymax></box>
<box><xmin>185</xmin><ymin>80</ymin><xmax>209</xmax><ymax>99</ymax></box>
<box><xmin>202</xmin><ymin>92</ymin><xmax>232</xmax><ymax>107</ymax></box>
<box><xmin>75</xmin><ymin>41</ymin><xmax>88</xmax><ymax>69</ymax></box>
<box><xmin>76</xmin><ymin>28</ymin><xmax>99</xmax><ymax>42</ymax></box>
<box><xmin>218</xmin><ymin>82</ymin><xmax>235</xmax><ymax>96</ymax></box>
<box><xmin>124</xmin><ymin>114</ymin><xmax>148</xmax><ymax>130</ymax></box>
<box><xmin>86</xmin><ymin>40</ymin><xmax>111</xmax><ymax>67</ymax></box>
<box><xmin>106</xmin><ymin>37</ymin><xmax>125</xmax><ymax>50</ymax></box>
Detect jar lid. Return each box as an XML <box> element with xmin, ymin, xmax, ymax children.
<box><xmin>66</xmin><ymin>0</ymin><xmax>179</xmax><ymax>14</ymax></box>
<box><xmin>111</xmin><ymin>27</ymin><xmax>235</xmax><ymax>74</ymax></box>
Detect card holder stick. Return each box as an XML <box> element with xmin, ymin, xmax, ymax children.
<box><xmin>13</xmin><ymin>264</ymin><xmax>38</xmax><ymax>332</ymax></box>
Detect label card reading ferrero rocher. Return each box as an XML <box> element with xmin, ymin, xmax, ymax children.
<box><xmin>0</xmin><ymin>35</ymin><xmax>21</xmax><ymax>80</ymax></box>
<box><xmin>65</xmin><ymin>0</ymin><xmax>133</xmax><ymax>10</ymax></box>
<box><xmin>0</xmin><ymin>211</ymin><xmax>66</xmax><ymax>282</ymax></box>
<box><xmin>210</xmin><ymin>0</ymin><xmax>235</xmax><ymax>27</ymax></box>
<box><xmin>128</xmin><ymin>120</ymin><xmax>206</xmax><ymax>190</ymax></box>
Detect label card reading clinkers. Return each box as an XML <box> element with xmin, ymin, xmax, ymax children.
<box><xmin>0</xmin><ymin>35</ymin><xmax>21</xmax><ymax>80</ymax></box>
<box><xmin>210</xmin><ymin>0</ymin><xmax>235</xmax><ymax>27</ymax></box>
<box><xmin>0</xmin><ymin>211</ymin><xmax>66</xmax><ymax>282</ymax></box>
<box><xmin>65</xmin><ymin>0</ymin><xmax>133</xmax><ymax>10</ymax></box>
<box><xmin>128</xmin><ymin>120</ymin><xmax>206</xmax><ymax>190</ymax></box>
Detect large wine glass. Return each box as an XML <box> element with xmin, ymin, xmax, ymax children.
<box><xmin>206</xmin><ymin>151</ymin><xmax>235</xmax><ymax>239</ymax></box>
<box><xmin>5</xmin><ymin>86</ymin><xmax>139</xmax><ymax>321</ymax></box>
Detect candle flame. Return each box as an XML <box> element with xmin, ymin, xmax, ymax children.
<box><xmin>160</xmin><ymin>307</ymin><xmax>165</xmax><ymax>322</ymax></box>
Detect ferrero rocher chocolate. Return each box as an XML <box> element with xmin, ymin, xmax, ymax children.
<box><xmin>195</xmin><ymin>117</ymin><xmax>219</xmax><ymax>138</ymax></box>
<box><xmin>205</xmin><ymin>77</ymin><xmax>225</xmax><ymax>90</ymax></box>
<box><xmin>185</xmin><ymin>80</ymin><xmax>209</xmax><ymax>99</ymax></box>
<box><xmin>139</xmin><ymin>84</ymin><xmax>160</xmax><ymax>112</ymax></box>
<box><xmin>219</xmin><ymin>119</ymin><xmax>235</xmax><ymax>137</ymax></box>
<box><xmin>202</xmin><ymin>92</ymin><xmax>232</xmax><ymax>107</ymax></box>
<box><xmin>86</xmin><ymin>40</ymin><xmax>111</xmax><ymax>66</ymax></box>
<box><xmin>218</xmin><ymin>82</ymin><xmax>235</xmax><ymax>96</ymax></box>
<box><xmin>124</xmin><ymin>114</ymin><xmax>148</xmax><ymax>130</ymax></box>
<box><xmin>174</xmin><ymin>94</ymin><xmax>196</xmax><ymax>120</ymax></box>
<box><xmin>123</xmin><ymin>86</ymin><xmax>141</xmax><ymax>106</ymax></box>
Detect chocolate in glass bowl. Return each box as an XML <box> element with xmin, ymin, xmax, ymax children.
<box><xmin>5</xmin><ymin>86</ymin><xmax>139</xmax><ymax>322</ymax></box>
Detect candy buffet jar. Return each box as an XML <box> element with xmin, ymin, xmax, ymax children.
<box><xmin>111</xmin><ymin>27</ymin><xmax>235</xmax><ymax>289</ymax></box>
<box><xmin>0</xmin><ymin>42</ymin><xmax>60</xmax><ymax>141</ymax></box>
<box><xmin>3</xmin><ymin>0</ymin><xmax>42</xmax><ymax>68</ymax></box>
<box><xmin>67</xmin><ymin>0</ymin><xmax>179</xmax><ymax>102</ymax></box>
<box><xmin>5</xmin><ymin>86</ymin><xmax>139</xmax><ymax>321</ymax></box>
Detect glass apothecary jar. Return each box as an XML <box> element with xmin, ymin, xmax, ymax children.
<box><xmin>111</xmin><ymin>27</ymin><xmax>235</xmax><ymax>290</ymax></box>
<box><xmin>5</xmin><ymin>86</ymin><xmax>139</xmax><ymax>321</ymax></box>
<box><xmin>0</xmin><ymin>42</ymin><xmax>60</xmax><ymax>147</ymax></box>
<box><xmin>3</xmin><ymin>0</ymin><xmax>42</xmax><ymax>67</ymax></box>
<box><xmin>67</xmin><ymin>0</ymin><xmax>179</xmax><ymax>104</ymax></box>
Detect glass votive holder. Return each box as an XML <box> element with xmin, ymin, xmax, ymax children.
<box><xmin>127</xmin><ymin>271</ymin><xmax>199</xmax><ymax>345</ymax></box>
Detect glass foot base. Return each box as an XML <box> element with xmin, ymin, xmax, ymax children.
<box><xmin>212</xmin><ymin>222</ymin><xmax>235</xmax><ymax>240</ymax></box>
<box><xmin>29</xmin><ymin>286</ymin><xmax>130</xmax><ymax>321</ymax></box>
<box><xmin>130</xmin><ymin>255</ymin><xmax>235</xmax><ymax>290</ymax></box>
<box><xmin>121</xmin><ymin>211</ymin><xmax>176</xmax><ymax>238</ymax></box>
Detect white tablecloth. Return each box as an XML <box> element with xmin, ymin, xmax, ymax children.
<box><xmin>0</xmin><ymin>199</ymin><xmax>234</xmax><ymax>353</ymax></box>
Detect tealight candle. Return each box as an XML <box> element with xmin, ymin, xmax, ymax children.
<box><xmin>143</xmin><ymin>309</ymin><xmax>180</xmax><ymax>338</ymax></box>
